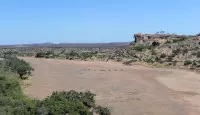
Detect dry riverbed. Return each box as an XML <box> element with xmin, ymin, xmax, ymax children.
<box><xmin>22</xmin><ymin>57</ymin><xmax>200</xmax><ymax>115</ymax></box>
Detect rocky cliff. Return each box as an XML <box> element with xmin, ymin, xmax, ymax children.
<box><xmin>134</xmin><ymin>33</ymin><xmax>187</xmax><ymax>44</ymax></box>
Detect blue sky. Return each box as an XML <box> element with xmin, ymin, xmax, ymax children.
<box><xmin>0</xmin><ymin>0</ymin><xmax>199</xmax><ymax>45</ymax></box>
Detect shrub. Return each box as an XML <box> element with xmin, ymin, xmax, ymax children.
<box><xmin>94</xmin><ymin>106</ymin><xmax>111</xmax><ymax>115</ymax></box>
<box><xmin>35</xmin><ymin>52</ymin><xmax>46</xmax><ymax>58</ymax></box>
<box><xmin>65</xmin><ymin>50</ymin><xmax>80</xmax><ymax>60</ymax></box>
<box><xmin>192</xmin><ymin>60</ymin><xmax>197</xmax><ymax>67</ymax></box>
<box><xmin>160</xmin><ymin>53</ymin><xmax>166</xmax><ymax>58</ymax></box>
<box><xmin>151</xmin><ymin>50</ymin><xmax>157</xmax><ymax>55</ymax></box>
<box><xmin>123</xmin><ymin>59</ymin><xmax>137</xmax><ymax>65</ymax></box>
<box><xmin>182</xmin><ymin>48</ymin><xmax>188</xmax><ymax>55</ymax></box>
<box><xmin>0</xmin><ymin>74</ymin><xmax>22</xmax><ymax>97</ymax></box>
<box><xmin>196</xmin><ymin>51</ymin><xmax>200</xmax><ymax>58</ymax></box>
<box><xmin>191</xmin><ymin>51</ymin><xmax>197</xmax><ymax>56</ymax></box>
<box><xmin>143</xmin><ymin>58</ymin><xmax>155</xmax><ymax>63</ymax></box>
<box><xmin>81</xmin><ymin>52</ymin><xmax>96</xmax><ymax>60</ymax></box>
<box><xmin>172</xmin><ymin>49</ymin><xmax>180</xmax><ymax>56</ymax></box>
<box><xmin>167</xmin><ymin>55</ymin><xmax>173</xmax><ymax>62</ymax></box>
<box><xmin>35</xmin><ymin>51</ymin><xmax>55</xmax><ymax>58</ymax></box>
<box><xmin>173</xmin><ymin>60</ymin><xmax>177</xmax><ymax>66</ymax></box>
<box><xmin>16</xmin><ymin>64</ymin><xmax>33</xmax><ymax>79</ymax></box>
<box><xmin>172</xmin><ymin>37</ymin><xmax>188</xmax><ymax>43</ymax></box>
<box><xmin>68</xmin><ymin>50</ymin><xmax>79</xmax><ymax>57</ymax></box>
<box><xmin>165</xmin><ymin>40</ymin><xmax>172</xmax><ymax>44</ymax></box>
<box><xmin>152</xmin><ymin>41</ymin><xmax>160</xmax><ymax>47</ymax></box>
<box><xmin>155</xmin><ymin>57</ymin><xmax>161</xmax><ymax>62</ymax></box>
<box><xmin>37</xmin><ymin>91</ymin><xmax>95</xmax><ymax>115</ymax></box>
<box><xmin>184</xmin><ymin>60</ymin><xmax>192</xmax><ymax>66</ymax></box>
<box><xmin>4</xmin><ymin>57</ymin><xmax>34</xmax><ymax>79</ymax></box>
<box><xmin>133</xmin><ymin>45</ymin><xmax>153</xmax><ymax>52</ymax></box>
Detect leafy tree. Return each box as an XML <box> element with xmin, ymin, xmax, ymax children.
<box><xmin>4</xmin><ymin>57</ymin><xmax>34</xmax><ymax>79</ymax></box>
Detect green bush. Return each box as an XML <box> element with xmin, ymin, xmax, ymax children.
<box><xmin>65</xmin><ymin>50</ymin><xmax>79</xmax><ymax>60</ymax></box>
<box><xmin>165</xmin><ymin>40</ymin><xmax>172</xmax><ymax>44</ymax></box>
<box><xmin>123</xmin><ymin>59</ymin><xmax>137</xmax><ymax>65</ymax></box>
<box><xmin>94</xmin><ymin>106</ymin><xmax>111</xmax><ymax>115</ymax></box>
<box><xmin>0</xmin><ymin>73</ymin><xmax>22</xmax><ymax>97</ymax></box>
<box><xmin>80</xmin><ymin>52</ymin><xmax>97</xmax><ymax>60</ymax></box>
<box><xmin>184</xmin><ymin>60</ymin><xmax>192</xmax><ymax>66</ymax></box>
<box><xmin>155</xmin><ymin>57</ymin><xmax>161</xmax><ymax>62</ymax></box>
<box><xmin>196</xmin><ymin>51</ymin><xmax>200</xmax><ymax>58</ymax></box>
<box><xmin>35</xmin><ymin>51</ymin><xmax>55</xmax><ymax>58</ymax></box>
<box><xmin>152</xmin><ymin>41</ymin><xmax>160</xmax><ymax>47</ymax></box>
<box><xmin>133</xmin><ymin>45</ymin><xmax>154</xmax><ymax>52</ymax></box>
<box><xmin>35</xmin><ymin>52</ymin><xmax>46</xmax><ymax>58</ymax></box>
<box><xmin>151</xmin><ymin>50</ymin><xmax>157</xmax><ymax>55</ymax></box>
<box><xmin>172</xmin><ymin>49</ymin><xmax>180</xmax><ymax>56</ymax></box>
<box><xmin>143</xmin><ymin>58</ymin><xmax>155</xmax><ymax>63</ymax></box>
<box><xmin>172</xmin><ymin>36</ymin><xmax>188</xmax><ymax>43</ymax></box>
<box><xmin>36</xmin><ymin>91</ymin><xmax>94</xmax><ymax>115</ymax></box>
<box><xmin>167</xmin><ymin>55</ymin><xmax>173</xmax><ymax>62</ymax></box>
<box><xmin>4</xmin><ymin>57</ymin><xmax>34</xmax><ymax>79</ymax></box>
<box><xmin>160</xmin><ymin>53</ymin><xmax>166</xmax><ymax>58</ymax></box>
<box><xmin>192</xmin><ymin>60</ymin><xmax>197</xmax><ymax>67</ymax></box>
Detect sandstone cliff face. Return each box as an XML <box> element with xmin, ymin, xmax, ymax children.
<box><xmin>134</xmin><ymin>33</ymin><xmax>187</xmax><ymax>44</ymax></box>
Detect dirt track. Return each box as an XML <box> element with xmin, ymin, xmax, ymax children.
<box><xmin>23</xmin><ymin>57</ymin><xmax>200</xmax><ymax>115</ymax></box>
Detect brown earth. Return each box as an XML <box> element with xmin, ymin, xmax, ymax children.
<box><xmin>22</xmin><ymin>57</ymin><xmax>200</xmax><ymax>115</ymax></box>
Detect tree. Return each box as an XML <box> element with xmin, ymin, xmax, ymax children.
<box><xmin>16</xmin><ymin>64</ymin><xmax>33</xmax><ymax>79</ymax></box>
<box><xmin>4</xmin><ymin>57</ymin><xmax>34</xmax><ymax>79</ymax></box>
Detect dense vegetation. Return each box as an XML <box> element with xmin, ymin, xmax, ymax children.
<box><xmin>2</xmin><ymin>56</ymin><xmax>34</xmax><ymax>79</ymax></box>
<box><xmin>35</xmin><ymin>50</ymin><xmax>98</xmax><ymax>61</ymax></box>
<box><xmin>0</xmin><ymin>58</ymin><xmax>110</xmax><ymax>115</ymax></box>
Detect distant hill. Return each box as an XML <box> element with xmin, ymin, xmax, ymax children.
<box><xmin>0</xmin><ymin>42</ymin><xmax>131</xmax><ymax>48</ymax></box>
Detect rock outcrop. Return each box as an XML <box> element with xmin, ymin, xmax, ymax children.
<box><xmin>134</xmin><ymin>33</ymin><xmax>187</xmax><ymax>44</ymax></box>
